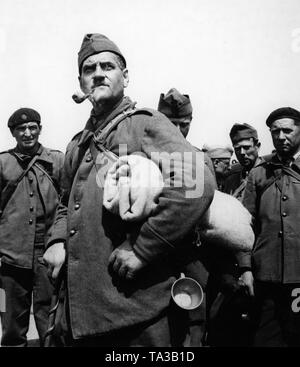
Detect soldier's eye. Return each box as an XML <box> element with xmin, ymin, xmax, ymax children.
<box><xmin>82</xmin><ymin>65</ymin><xmax>94</xmax><ymax>73</ymax></box>
<box><xmin>102</xmin><ymin>63</ymin><xmax>114</xmax><ymax>71</ymax></box>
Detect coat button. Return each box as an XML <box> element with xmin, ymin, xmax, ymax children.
<box><xmin>70</xmin><ymin>229</ymin><xmax>76</xmax><ymax>236</ymax></box>
<box><xmin>86</xmin><ymin>156</ymin><xmax>92</xmax><ymax>162</ymax></box>
<box><xmin>29</xmin><ymin>219</ymin><xmax>33</xmax><ymax>225</ymax></box>
<box><xmin>282</xmin><ymin>196</ymin><xmax>288</xmax><ymax>201</ymax></box>
<box><xmin>282</xmin><ymin>212</ymin><xmax>287</xmax><ymax>217</ymax></box>
<box><xmin>74</xmin><ymin>203</ymin><xmax>80</xmax><ymax>210</ymax></box>
<box><xmin>278</xmin><ymin>230</ymin><xmax>283</xmax><ymax>237</ymax></box>
<box><xmin>29</xmin><ymin>177</ymin><xmax>33</xmax><ymax>183</ymax></box>
<box><xmin>29</xmin><ymin>192</ymin><xmax>34</xmax><ymax>197</ymax></box>
<box><xmin>29</xmin><ymin>207</ymin><xmax>34</xmax><ymax>212</ymax></box>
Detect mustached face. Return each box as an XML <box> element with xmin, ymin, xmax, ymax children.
<box><xmin>79</xmin><ymin>52</ymin><xmax>129</xmax><ymax>106</ymax></box>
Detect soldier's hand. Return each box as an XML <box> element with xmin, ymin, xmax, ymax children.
<box><xmin>239</xmin><ymin>270</ymin><xmax>255</xmax><ymax>297</ymax></box>
<box><xmin>43</xmin><ymin>242</ymin><xmax>66</xmax><ymax>280</ymax></box>
<box><xmin>108</xmin><ymin>241</ymin><xmax>146</xmax><ymax>280</ymax></box>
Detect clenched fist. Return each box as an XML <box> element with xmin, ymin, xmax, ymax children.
<box><xmin>43</xmin><ymin>242</ymin><xmax>66</xmax><ymax>279</ymax></box>
<box><xmin>108</xmin><ymin>241</ymin><xmax>146</xmax><ymax>280</ymax></box>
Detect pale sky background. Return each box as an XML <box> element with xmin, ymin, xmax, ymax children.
<box><xmin>0</xmin><ymin>0</ymin><xmax>300</xmax><ymax>155</ymax></box>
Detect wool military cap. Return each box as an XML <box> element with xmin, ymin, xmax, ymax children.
<box><xmin>78</xmin><ymin>33</ymin><xmax>126</xmax><ymax>74</ymax></box>
<box><xmin>157</xmin><ymin>88</ymin><xmax>193</xmax><ymax>118</ymax></box>
<box><xmin>8</xmin><ymin>108</ymin><xmax>41</xmax><ymax>129</ymax></box>
<box><xmin>229</xmin><ymin>123</ymin><xmax>258</xmax><ymax>145</ymax></box>
<box><xmin>202</xmin><ymin>144</ymin><xmax>233</xmax><ymax>159</ymax></box>
<box><xmin>266</xmin><ymin>107</ymin><xmax>300</xmax><ymax>127</ymax></box>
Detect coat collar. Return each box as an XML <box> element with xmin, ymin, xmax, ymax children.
<box><xmin>78</xmin><ymin>96</ymin><xmax>136</xmax><ymax>147</ymax></box>
<box><xmin>266</xmin><ymin>153</ymin><xmax>300</xmax><ymax>174</ymax></box>
<box><xmin>12</xmin><ymin>144</ymin><xmax>53</xmax><ymax>165</ymax></box>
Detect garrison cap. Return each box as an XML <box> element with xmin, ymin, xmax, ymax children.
<box><xmin>78</xmin><ymin>33</ymin><xmax>126</xmax><ymax>74</ymax></box>
<box><xmin>229</xmin><ymin>123</ymin><xmax>258</xmax><ymax>145</ymax></box>
<box><xmin>266</xmin><ymin>107</ymin><xmax>300</xmax><ymax>127</ymax></box>
<box><xmin>202</xmin><ymin>144</ymin><xmax>233</xmax><ymax>159</ymax></box>
<box><xmin>158</xmin><ymin>88</ymin><xmax>193</xmax><ymax>119</ymax></box>
<box><xmin>8</xmin><ymin>108</ymin><xmax>41</xmax><ymax>129</ymax></box>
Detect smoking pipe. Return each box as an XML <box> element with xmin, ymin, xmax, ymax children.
<box><xmin>72</xmin><ymin>91</ymin><xmax>91</xmax><ymax>104</ymax></box>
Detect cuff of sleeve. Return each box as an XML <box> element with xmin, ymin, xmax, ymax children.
<box><xmin>46</xmin><ymin>238</ymin><xmax>66</xmax><ymax>250</ymax></box>
<box><xmin>235</xmin><ymin>250</ymin><xmax>252</xmax><ymax>269</ymax></box>
<box><xmin>133</xmin><ymin>224</ymin><xmax>175</xmax><ymax>264</ymax></box>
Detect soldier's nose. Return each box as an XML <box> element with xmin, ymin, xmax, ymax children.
<box><xmin>94</xmin><ymin>64</ymin><xmax>105</xmax><ymax>78</ymax></box>
<box><xmin>24</xmin><ymin>127</ymin><xmax>31</xmax><ymax>137</ymax></box>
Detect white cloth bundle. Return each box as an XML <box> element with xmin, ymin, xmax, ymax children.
<box><xmin>103</xmin><ymin>155</ymin><xmax>254</xmax><ymax>251</ymax></box>
<box><xmin>199</xmin><ymin>190</ymin><xmax>254</xmax><ymax>252</ymax></box>
<box><xmin>103</xmin><ymin>154</ymin><xmax>164</xmax><ymax>221</ymax></box>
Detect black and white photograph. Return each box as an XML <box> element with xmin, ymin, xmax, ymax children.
<box><xmin>0</xmin><ymin>0</ymin><xmax>300</xmax><ymax>351</ymax></box>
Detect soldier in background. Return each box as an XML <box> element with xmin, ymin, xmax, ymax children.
<box><xmin>224</xmin><ymin>123</ymin><xmax>263</xmax><ymax>200</ymax></box>
<box><xmin>157</xmin><ymin>88</ymin><xmax>193</xmax><ymax>138</ymax></box>
<box><xmin>243</xmin><ymin>107</ymin><xmax>300</xmax><ymax>346</ymax></box>
<box><xmin>205</xmin><ymin>124</ymin><xmax>262</xmax><ymax>347</ymax></box>
<box><xmin>202</xmin><ymin>145</ymin><xmax>233</xmax><ymax>191</ymax></box>
<box><xmin>0</xmin><ymin>108</ymin><xmax>64</xmax><ymax>346</ymax></box>
<box><xmin>158</xmin><ymin>88</ymin><xmax>215</xmax><ymax>176</ymax></box>
<box><xmin>158</xmin><ymin>89</ymin><xmax>217</xmax><ymax>346</ymax></box>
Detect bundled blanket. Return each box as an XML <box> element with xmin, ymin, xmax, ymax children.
<box><xmin>103</xmin><ymin>154</ymin><xmax>164</xmax><ymax>221</ymax></box>
<box><xmin>198</xmin><ymin>190</ymin><xmax>254</xmax><ymax>252</ymax></box>
<box><xmin>103</xmin><ymin>155</ymin><xmax>254</xmax><ymax>252</ymax></box>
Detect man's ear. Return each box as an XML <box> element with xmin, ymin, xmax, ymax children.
<box><xmin>39</xmin><ymin>125</ymin><xmax>42</xmax><ymax>135</ymax></box>
<box><xmin>256</xmin><ymin>141</ymin><xmax>261</xmax><ymax>150</ymax></box>
<box><xmin>123</xmin><ymin>68</ymin><xmax>129</xmax><ymax>88</ymax></box>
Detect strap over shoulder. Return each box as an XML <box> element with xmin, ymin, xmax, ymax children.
<box><xmin>94</xmin><ymin>107</ymin><xmax>153</xmax><ymax>145</ymax></box>
<box><xmin>0</xmin><ymin>155</ymin><xmax>39</xmax><ymax>217</ymax></box>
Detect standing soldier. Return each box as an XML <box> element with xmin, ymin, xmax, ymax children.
<box><xmin>206</xmin><ymin>124</ymin><xmax>261</xmax><ymax>346</ymax></box>
<box><xmin>243</xmin><ymin>107</ymin><xmax>300</xmax><ymax>346</ymax></box>
<box><xmin>43</xmin><ymin>34</ymin><xmax>215</xmax><ymax>347</ymax></box>
<box><xmin>158</xmin><ymin>89</ymin><xmax>216</xmax><ymax>346</ymax></box>
<box><xmin>0</xmin><ymin>108</ymin><xmax>64</xmax><ymax>346</ymax></box>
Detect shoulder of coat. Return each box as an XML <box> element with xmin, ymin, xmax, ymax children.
<box><xmin>71</xmin><ymin>130</ymin><xmax>84</xmax><ymax>141</ymax></box>
<box><xmin>260</xmin><ymin>153</ymin><xmax>275</xmax><ymax>165</ymax></box>
<box><xmin>0</xmin><ymin>149</ymin><xmax>14</xmax><ymax>158</ymax></box>
<box><xmin>44</xmin><ymin>147</ymin><xmax>64</xmax><ymax>156</ymax></box>
<box><xmin>47</xmin><ymin>148</ymin><xmax>63</xmax><ymax>154</ymax></box>
<box><xmin>130</xmin><ymin>107</ymin><xmax>154</xmax><ymax>117</ymax></box>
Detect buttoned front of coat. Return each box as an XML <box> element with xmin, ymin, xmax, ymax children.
<box><xmin>0</xmin><ymin>146</ymin><xmax>64</xmax><ymax>268</ymax></box>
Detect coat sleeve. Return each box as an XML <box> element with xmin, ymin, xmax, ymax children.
<box><xmin>132</xmin><ymin>113</ymin><xmax>216</xmax><ymax>264</ymax></box>
<box><xmin>237</xmin><ymin>170</ymin><xmax>258</xmax><ymax>269</ymax></box>
<box><xmin>56</xmin><ymin>151</ymin><xmax>66</xmax><ymax>195</ymax></box>
<box><xmin>242</xmin><ymin>169</ymin><xmax>258</xmax><ymax>226</ymax></box>
<box><xmin>46</xmin><ymin>141</ymin><xmax>77</xmax><ymax>247</ymax></box>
